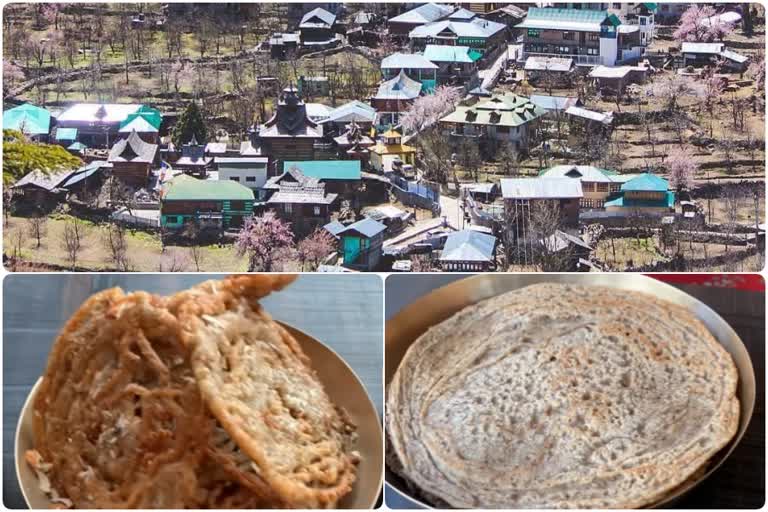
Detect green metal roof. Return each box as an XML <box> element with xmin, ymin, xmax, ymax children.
<box><xmin>423</xmin><ymin>44</ymin><xmax>480</xmax><ymax>63</ymax></box>
<box><xmin>162</xmin><ymin>175</ymin><xmax>254</xmax><ymax>201</ymax></box>
<box><xmin>55</xmin><ymin>128</ymin><xmax>78</xmax><ymax>141</ymax></box>
<box><xmin>67</xmin><ymin>141</ymin><xmax>87</xmax><ymax>151</ymax></box>
<box><xmin>119</xmin><ymin>105</ymin><xmax>162</xmax><ymax>130</ymax></box>
<box><xmin>642</xmin><ymin>3</ymin><xmax>659</xmax><ymax>12</ymax></box>
<box><xmin>604</xmin><ymin>13</ymin><xmax>622</xmax><ymax>26</ymax></box>
<box><xmin>605</xmin><ymin>191</ymin><xmax>675</xmax><ymax>208</ymax></box>
<box><xmin>525</xmin><ymin>7</ymin><xmax>608</xmax><ymax>24</ymax></box>
<box><xmin>3</xmin><ymin>104</ymin><xmax>51</xmax><ymax>135</ymax></box>
<box><xmin>621</xmin><ymin>172</ymin><xmax>669</xmax><ymax>192</ymax></box>
<box><xmin>284</xmin><ymin>160</ymin><xmax>361</xmax><ymax>180</ymax></box>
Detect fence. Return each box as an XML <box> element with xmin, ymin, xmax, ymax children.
<box><xmin>111</xmin><ymin>209</ymin><xmax>160</xmax><ymax>228</ymax></box>
<box><xmin>389</xmin><ymin>176</ymin><xmax>441</xmax><ymax>212</ymax></box>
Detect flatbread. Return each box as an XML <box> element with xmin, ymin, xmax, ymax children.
<box><xmin>33</xmin><ymin>289</ymin><xmax>211</xmax><ymax>508</ymax></box>
<box><xmin>171</xmin><ymin>275</ymin><xmax>358</xmax><ymax>508</ymax></box>
<box><xmin>387</xmin><ymin>283</ymin><xmax>740</xmax><ymax>508</ymax></box>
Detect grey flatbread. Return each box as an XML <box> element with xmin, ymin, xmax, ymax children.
<box><xmin>387</xmin><ymin>283</ymin><xmax>740</xmax><ymax>509</ymax></box>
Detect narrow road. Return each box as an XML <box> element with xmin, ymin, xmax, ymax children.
<box><xmin>439</xmin><ymin>193</ymin><xmax>463</xmax><ymax>230</ymax></box>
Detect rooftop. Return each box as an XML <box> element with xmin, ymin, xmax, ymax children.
<box><xmin>621</xmin><ymin>172</ymin><xmax>669</xmax><ymax>192</ymax></box>
<box><xmin>381</xmin><ymin>53</ymin><xmax>439</xmax><ymax>69</ymax></box>
<box><xmin>389</xmin><ymin>3</ymin><xmax>454</xmax><ymax>25</ymax></box>
<box><xmin>525</xmin><ymin>56</ymin><xmax>574</xmax><ymax>72</ymax></box>
<box><xmin>300</xmin><ymin>7</ymin><xmax>336</xmax><ymax>28</ymax></box>
<box><xmin>338</xmin><ymin>216</ymin><xmax>387</xmax><ymax>238</ymax></box>
<box><xmin>283</xmin><ymin>160</ymin><xmax>361</xmax><ymax>181</ymax></box>
<box><xmin>373</xmin><ymin>70</ymin><xmax>423</xmax><ymax>100</ymax></box>
<box><xmin>11</xmin><ymin>168</ymin><xmax>74</xmax><ymax>191</ymax></box>
<box><xmin>589</xmin><ymin>65</ymin><xmax>646</xmax><ymax>79</ymax></box>
<box><xmin>500</xmin><ymin>177</ymin><xmax>583</xmax><ymax>199</ymax></box>
<box><xmin>321</xmin><ymin>100</ymin><xmax>377</xmax><ymax>124</ymax></box>
<box><xmin>440</xmin><ymin>229</ymin><xmax>496</xmax><ymax>262</ymax></box>
<box><xmin>162</xmin><ymin>174</ymin><xmax>254</xmax><ymax>201</ymax></box>
<box><xmin>529</xmin><ymin>94</ymin><xmax>580</xmax><ymax>111</ymax></box>
<box><xmin>565</xmin><ymin>106</ymin><xmax>614</xmax><ymax>124</ymax></box>
<box><xmin>423</xmin><ymin>44</ymin><xmax>482</xmax><ymax>63</ymax></box>
<box><xmin>58</xmin><ymin>103</ymin><xmax>143</xmax><ymax>124</ymax></box>
<box><xmin>409</xmin><ymin>18</ymin><xmax>506</xmax><ymax>39</ymax></box>
<box><xmin>518</xmin><ymin>7</ymin><xmax>615</xmax><ymax>32</ymax></box>
<box><xmin>108</xmin><ymin>131</ymin><xmax>158</xmax><ymax>163</ymax></box>
<box><xmin>441</xmin><ymin>93</ymin><xmax>545</xmax><ymax>127</ymax></box>
<box><xmin>3</xmin><ymin>104</ymin><xmax>51</xmax><ymax>136</ymax></box>
<box><xmin>539</xmin><ymin>165</ymin><xmax>616</xmax><ymax>183</ymax></box>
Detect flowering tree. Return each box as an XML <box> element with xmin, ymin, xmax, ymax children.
<box><xmin>748</xmin><ymin>56</ymin><xmax>765</xmax><ymax>91</ymax></box>
<box><xmin>3</xmin><ymin>59</ymin><xmax>24</xmax><ymax>94</ymax></box>
<box><xmin>666</xmin><ymin>146</ymin><xmax>699</xmax><ymax>192</ymax></box>
<box><xmin>400</xmin><ymin>86</ymin><xmax>462</xmax><ymax>135</ymax></box>
<box><xmin>673</xmin><ymin>5</ymin><xmax>734</xmax><ymax>42</ymax></box>
<box><xmin>236</xmin><ymin>212</ymin><xmax>295</xmax><ymax>272</ymax></box>
<box><xmin>645</xmin><ymin>74</ymin><xmax>701</xmax><ymax>112</ymax></box>
<box><xmin>297</xmin><ymin>228</ymin><xmax>337</xmax><ymax>270</ymax></box>
<box><xmin>697</xmin><ymin>71</ymin><xmax>726</xmax><ymax>137</ymax></box>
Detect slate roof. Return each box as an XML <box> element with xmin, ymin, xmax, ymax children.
<box><xmin>381</xmin><ymin>53</ymin><xmax>438</xmax><ymax>69</ymax></box>
<box><xmin>448</xmin><ymin>7</ymin><xmax>477</xmax><ymax>20</ymax></box>
<box><xmin>162</xmin><ymin>174</ymin><xmax>254</xmax><ymax>201</ymax></box>
<box><xmin>337</xmin><ymin>217</ymin><xmax>387</xmax><ymax>238</ymax></box>
<box><xmin>530</xmin><ymin>94</ymin><xmax>580</xmax><ymax>111</ymax></box>
<box><xmin>266</xmin><ymin>183</ymin><xmax>338</xmax><ymax>205</ymax></box>
<box><xmin>283</xmin><ymin>160</ymin><xmax>361</xmax><ymax>180</ymax></box>
<box><xmin>108</xmin><ymin>131</ymin><xmax>158</xmax><ymax>163</ymax></box>
<box><xmin>440</xmin><ymin>229</ymin><xmax>496</xmax><ymax>262</ymax></box>
<box><xmin>300</xmin><ymin>7</ymin><xmax>336</xmax><ymax>28</ymax></box>
<box><xmin>3</xmin><ymin>104</ymin><xmax>51</xmax><ymax>135</ymax></box>
<box><xmin>423</xmin><ymin>44</ymin><xmax>480</xmax><ymax>63</ymax></box>
<box><xmin>500</xmin><ymin>177</ymin><xmax>583</xmax><ymax>199</ymax></box>
<box><xmin>389</xmin><ymin>3</ymin><xmax>454</xmax><ymax>24</ymax></box>
<box><xmin>374</xmin><ymin>70</ymin><xmax>423</xmax><ymax>100</ymax></box>
<box><xmin>441</xmin><ymin>93</ymin><xmax>545</xmax><ymax>127</ymax></box>
<box><xmin>409</xmin><ymin>18</ymin><xmax>506</xmax><ymax>39</ymax></box>
<box><xmin>263</xmin><ymin>167</ymin><xmax>322</xmax><ymax>190</ymax></box>
<box><xmin>322</xmin><ymin>100</ymin><xmax>377</xmax><ymax>124</ymax></box>
<box><xmin>58</xmin><ymin>103</ymin><xmax>142</xmax><ymax>124</ymax></box>
<box><xmin>620</xmin><ymin>172</ymin><xmax>669</xmax><ymax>192</ymax></box>
<box><xmin>11</xmin><ymin>168</ymin><xmax>74</xmax><ymax>191</ymax></box>
<box><xmin>259</xmin><ymin>88</ymin><xmax>323</xmax><ymax>138</ymax></box>
<box><xmin>517</xmin><ymin>7</ymin><xmax>613</xmax><ymax>32</ymax></box>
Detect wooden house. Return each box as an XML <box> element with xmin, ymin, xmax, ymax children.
<box><xmin>257</xmin><ymin>87</ymin><xmax>324</xmax><ymax>173</ymax></box>
<box><xmin>381</xmin><ymin>53</ymin><xmax>438</xmax><ymax>92</ymax></box>
<box><xmin>10</xmin><ymin>168</ymin><xmax>74</xmax><ymax>207</ymax></box>
<box><xmin>175</xmin><ymin>138</ymin><xmax>214</xmax><ymax>177</ymax></box>
<box><xmin>283</xmin><ymin>160</ymin><xmax>362</xmax><ymax>196</ymax></box>
<box><xmin>160</xmin><ymin>174</ymin><xmax>254</xmax><ymax>231</ymax></box>
<box><xmin>539</xmin><ymin>165</ymin><xmax>625</xmax><ymax>209</ymax></box>
<box><xmin>604</xmin><ymin>173</ymin><xmax>675</xmax><ymax>214</ymax></box>
<box><xmin>266</xmin><ymin>181</ymin><xmax>338</xmax><ymax>237</ymax></box>
<box><xmin>107</xmin><ymin>130</ymin><xmax>158</xmax><ymax>187</ymax></box>
<box><xmin>369</xmin><ymin>130</ymin><xmax>417</xmax><ymax>173</ymax></box>
<box><xmin>299</xmin><ymin>7</ymin><xmax>338</xmax><ymax>45</ymax></box>
<box><xmin>423</xmin><ymin>44</ymin><xmax>482</xmax><ymax>88</ymax></box>
<box><xmin>56</xmin><ymin>103</ymin><xmax>144</xmax><ymax>147</ymax></box>
<box><xmin>387</xmin><ymin>3</ymin><xmax>455</xmax><ymax>37</ymax></box>
<box><xmin>588</xmin><ymin>65</ymin><xmax>648</xmax><ymax>95</ymax></box>
<box><xmin>501</xmin><ymin>176</ymin><xmax>583</xmax><ymax>229</ymax></box>
<box><xmin>371</xmin><ymin>71</ymin><xmax>423</xmax><ymax>127</ymax></box>
<box><xmin>439</xmin><ymin>229</ymin><xmax>497</xmax><ymax>271</ymax></box>
<box><xmin>337</xmin><ymin>217</ymin><xmax>387</xmax><ymax>271</ymax></box>
<box><xmin>408</xmin><ymin>17</ymin><xmax>507</xmax><ymax>54</ymax></box>
<box><xmin>333</xmin><ymin>122</ymin><xmax>375</xmax><ymax>162</ymax></box>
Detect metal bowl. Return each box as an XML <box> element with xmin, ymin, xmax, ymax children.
<box><xmin>385</xmin><ymin>274</ymin><xmax>756</xmax><ymax>509</ymax></box>
<box><xmin>16</xmin><ymin>321</ymin><xmax>383</xmax><ymax>509</ymax></box>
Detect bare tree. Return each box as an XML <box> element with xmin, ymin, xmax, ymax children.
<box><xmin>26</xmin><ymin>214</ymin><xmax>47</xmax><ymax>248</ymax></box>
<box><xmin>8</xmin><ymin>228</ymin><xmax>26</xmax><ymax>271</ymax></box>
<box><xmin>104</xmin><ymin>223</ymin><xmax>130</xmax><ymax>271</ymax></box>
<box><xmin>722</xmin><ymin>185</ymin><xmax>746</xmax><ymax>252</ymax></box>
<box><xmin>417</xmin><ymin>128</ymin><xmax>454</xmax><ymax>185</ymax></box>
<box><xmin>496</xmin><ymin>141</ymin><xmax>519</xmax><ymax>176</ymax></box>
<box><xmin>61</xmin><ymin>219</ymin><xmax>85</xmax><ymax>270</ymax></box>
<box><xmin>529</xmin><ymin>201</ymin><xmax>572</xmax><ymax>271</ymax></box>
<box><xmin>159</xmin><ymin>249</ymin><xmax>189</xmax><ymax>272</ymax></box>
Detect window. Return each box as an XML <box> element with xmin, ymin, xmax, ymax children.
<box><xmin>229</xmin><ymin>176</ymin><xmax>240</xmax><ymax>182</ymax></box>
<box><xmin>612</xmin><ymin>3</ymin><xmax>621</xmax><ymax>8</ymax></box>
<box><xmin>285</xmin><ymin>203</ymin><xmax>293</xmax><ymax>213</ymax></box>
<box><xmin>231</xmin><ymin>200</ymin><xmax>245</xmax><ymax>210</ymax></box>
<box><xmin>165</xmin><ymin>215</ymin><xmax>178</xmax><ymax>224</ymax></box>
<box><xmin>639</xmin><ymin>16</ymin><xmax>647</xmax><ymax>25</ymax></box>
<box><xmin>246</xmin><ymin>176</ymin><xmax>256</xmax><ymax>182</ymax></box>
<box><xmin>587</xmin><ymin>47</ymin><xmax>599</xmax><ymax>55</ymax></box>
<box><xmin>661</xmin><ymin>4</ymin><xmax>669</xmax><ymax>11</ymax></box>
<box><xmin>313</xmin><ymin>206</ymin><xmax>321</xmax><ymax>216</ymax></box>
<box><xmin>589</xmin><ymin>32</ymin><xmax>600</xmax><ymax>41</ymax></box>
<box><xmin>563</xmin><ymin>31</ymin><xmax>574</xmax><ymax>41</ymax></box>
<box><xmin>527</xmin><ymin>28</ymin><xmax>540</xmax><ymax>38</ymax></box>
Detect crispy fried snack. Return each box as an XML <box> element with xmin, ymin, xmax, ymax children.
<box><xmin>171</xmin><ymin>275</ymin><xmax>358</xmax><ymax>509</ymax></box>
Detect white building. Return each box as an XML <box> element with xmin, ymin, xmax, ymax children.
<box><xmin>215</xmin><ymin>157</ymin><xmax>269</xmax><ymax>199</ymax></box>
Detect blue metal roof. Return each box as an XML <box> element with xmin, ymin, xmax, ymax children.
<box><xmin>338</xmin><ymin>217</ymin><xmax>386</xmax><ymax>238</ymax></box>
<box><xmin>620</xmin><ymin>172</ymin><xmax>669</xmax><ymax>192</ymax></box>
<box><xmin>440</xmin><ymin>229</ymin><xmax>496</xmax><ymax>262</ymax></box>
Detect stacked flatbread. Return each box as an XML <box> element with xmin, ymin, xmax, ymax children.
<box><xmin>387</xmin><ymin>283</ymin><xmax>740</xmax><ymax>509</ymax></box>
<box><xmin>30</xmin><ymin>275</ymin><xmax>359</xmax><ymax>509</ymax></box>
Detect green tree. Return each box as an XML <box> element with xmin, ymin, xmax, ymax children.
<box><xmin>171</xmin><ymin>102</ymin><xmax>209</xmax><ymax>147</ymax></box>
<box><xmin>2</xmin><ymin>129</ymin><xmax>81</xmax><ymax>185</ymax></box>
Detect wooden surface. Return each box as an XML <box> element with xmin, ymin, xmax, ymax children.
<box><xmin>2</xmin><ymin>274</ymin><xmax>383</xmax><ymax>509</ymax></box>
<box><xmin>384</xmin><ymin>274</ymin><xmax>765</xmax><ymax>509</ymax></box>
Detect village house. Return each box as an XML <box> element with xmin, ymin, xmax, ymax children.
<box><xmin>408</xmin><ymin>17</ymin><xmax>507</xmax><ymax>55</ymax></box>
<box><xmin>529</xmin><ymin>94</ymin><xmax>582</xmax><ymax>112</ymax></box>
<box><xmin>56</xmin><ymin>103</ymin><xmax>145</xmax><ymax>147</ymax></box>
<box><xmin>320</xmin><ymin>101</ymin><xmax>378</xmax><ymax>134</ymax></box>
<box><xmin>3</xmin><ymin>103</ymin><xmax>51</xmax><ymax>141</ymax></box>
<box><xmin>299</xmin><ymin>77</ymin><xmax>331</xmax><ymax>98</ymax></box>
<box><xmin>333</xmin><ymin>122</ymin><xmax>375</xmax><ymax>162</ymax></box>
<box><xmin>485</xmin><ymin>4</ymin><xmax>527</xmax><ymax>30</ymax></box>
<box><xmin>265</xmin><ymin>174</ymin><xmax>338</xmax><ymax>237</ymax></box>
<box><xmin>58</xmin><ymin>161</ymin><xmax>111</xmax><ymax>200</ymax></box>
<box><xmin>283</xmin><ymin>160</ymin><xmax>362</xmax><ymax>196</ymax></box>
<box><xmin>439</xmin><ymin>229</ymin><xmax>497</xmax><ymax>271</ymax></box>
<box><xmin>268</xmin><ymin>32</ymin><xmax>300</xmax><ymax>59</ymax></box>
<box><xmin>388</xmin><ymin>3</ymin><xmax>455</xmax><ymax>37</ymax></box>
<box><xmin>54</xmin><ymin>128</ymin><xmax>78</xmax><ymax>147</ymax></box>
<box><xmin>215</xmin><ymin>157</ymin><xmax>270</xmax><ymax>199</ymax></box>
<box><xmin>524</xmin><ymin>56</ymin><xmax>576</xmax><ymax>86</ymax></box>
<box><xmin>517</xmin><ymin>8</ymin><xmax>644</xmax><ymax>67</ymax></box>
<box><xmin>108</xmin><ymin>130</ymin><xmax>158</xmax><ymax>186</ymax></box>
<box><xmin>366</xmin><ymin>205</ymin><xmax>411</xmax><ymax>235</ymax></box>
<box><xmin>205</xmin><ymin>142</ymin><xmax>233</xmax><ymax>158</ymax></box>
<box><xmin>604</xmin><ymin>172</ymin><xmax>675</xmax><ymax>214</ymax></box>
<box><xmin>381</xmin><ymin>53</ymin><xmax>438</xmax><ymax>92</ymax></box>
<box><xmin>440</xmin><ymin>93</ymin><xmax>546</xmax><ymax>154</ymax></box>
<box><xmin>680</xmin><ymin>42</ymin><xmax>749</xmax><ymax>72</ymax></box>
<box><xmin>336</xmin><ymin>217</ymin><xmax>387</xmax><ymax>271</ymax></box>
<box><xmin>371</xmin><ymin>71</ymin><xmax>423</xmax><ymax>127</ymax></box>
<box><xmin>501</xmin><ymin>177</ymin><xmax>583</xmax><ymax>230</ymax></box>
<box><xmin>369</xmin><ymin>129</ymin><xmax>417</xmax><ymax>173</ymax></box>
<box><xmin>539</xmin><ymin>165</ymin><xmax>628</xmax><ymax>209</ymax></box>
<box><xmin>588</xmin><ymin>64</ymin><xmax>648</xmax><ymax>95</ymax></box>
<box><xmin>299</xmin><ymin>7</ymin><xmax>338</xmax><ymax>46</ymax></box>
<box><xmin>10</xmin><ymin>168</ymin><xmax>73</xmax><ymax>207</ymax></box>
<box><xmin>160</xmin><ymin>174</ymin><xmax>255</xmax><ymax>231</ymax></box>
<box><xmin>257</xmin><ymin>87</ymin><xmax>324</xmax><ymax>173</ymax></box>
<box><xmin>117</xmin><ymin>105</ymin><xmax>162</xmax><ymax>143</ymax></box>
<box><xmin>423</xmin><ymin>44</ymin><xmax>482</xmax><ymax>88</ymax></box>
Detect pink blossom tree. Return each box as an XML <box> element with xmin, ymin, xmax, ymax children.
<box><xmin>400</xmin><ymin>85</ymin><xmax>462</xmax><ymax>135</ymax></box>
<box><xmin>673</xmin><ymin>5</ymin><xmax>734</xmax><ymax>42</ymax></box>
<box><xmin>3</xmin><ymin>59</ymin><xmax>24</xmax><ymax>94</ymax></box>
<box><xmin>697</xmin><ymin>71</ymin><xmax>727</xmax><ymax>137</ymax></box>
<box><xmin>645</xmin><ymin>74</ymin><xmax>701</xmax><ymax>112</ymax></box>
<box><xmin>236</xmin><ymin>212</ymin><xmax>295</xmax><ymax>271</ymax></box>
<box><xmin>297</xmin><ymin>227</ymin><xmax>337</xmax><ymax>270</ymax></box>
<box><xmin>666</xmin><ymin>146</ymin><xmax>699</xmax><ymax>192</ymax></box>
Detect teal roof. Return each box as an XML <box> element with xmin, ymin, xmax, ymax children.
<box><xmin>605</xmin><ymin>191</ymin><xmax>675</xmax><ymax>208</ymax></box>
<box><xmin>3</xmin><ymin>104</ymin><xmax>51</xmax><ymax>135</ymax></box>
<box><xmin>67</xmin><ymin>141</ymin><xmax>87</xmax><ymax>151</ymax></box>
<box><xmin>621</xmin><ymin>173</ymin><xmax>669</xmax><ymax>192</ymax></box>
<box><xmin>119</xmin><ymin>105</ymin><xmax>162</xmax><ymax>130</ymax></box>
<box><xmin>525</xmin><ymin>7</ymin><xmax>608</xmax><ymax>24</ymax></box>
<box><xmin>162</xmin><ymin>175</ymin><xmax>254</xmax><ymax>201</ymax></box>
<box><xmin>423</xmin><ymin>44</ymin><xmax>480</xmax><ymax>63</ymax></box>
<box><xmin>284</xmin><ymin>160</ymin><xmax>361</xmax><ymax>180</ymax></box>
<box><xmin>55</xmin><ymin>128</ymin><xmax>78</xmax><ymax>141</ymax></box>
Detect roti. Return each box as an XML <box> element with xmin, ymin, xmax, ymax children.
<box><xmin>171</xmin><ymin>275</ymin><xmax>358</xmax><ymax>508</ymax></box>
<box><xmin>387</xmin><ymin>283</ymin><xmax>740</xmax><ymax>508</ymax></box>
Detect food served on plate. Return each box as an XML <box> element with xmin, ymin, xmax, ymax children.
<box><xmin>387</xmin><ymin>283</ymin><xmax>740</xmax><ymax>509</ymax></box>
<box><xmin>27</xmin><ymin>274</ymin><xmax>360</xmax><ymax>509</ymax></box>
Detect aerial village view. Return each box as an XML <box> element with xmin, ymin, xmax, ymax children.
<box><xmin>2</xmin><ymin>2</ymin><xmax>765</xmax><ymax>272</ymax></box>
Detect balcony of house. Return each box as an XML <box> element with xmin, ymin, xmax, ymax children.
<box><xmin>520</xmin><ymin>49</ymin><xmax>603</xmax><ymax>66</ymax></box>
